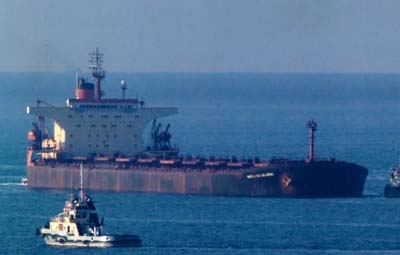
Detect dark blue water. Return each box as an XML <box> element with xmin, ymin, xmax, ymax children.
<box><xmin>1</xmin><ymin>73</ymin><xmax>400</xmax><ymax>254</ymax></box>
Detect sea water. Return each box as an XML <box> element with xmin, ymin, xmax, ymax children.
<box><xmin>0</xmin><ymin>73</ymin><xmax>400</xmax><ymax>254</ymax></box>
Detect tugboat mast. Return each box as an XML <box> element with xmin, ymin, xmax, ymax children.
<box><xmin>89</xmin><ymin>48</ymin><xmax>105</xmax><ymax>100</ymax></box>
<box><xmin>79</xmin><ymin>163</ymin><xmax>84</xmax><ymax>201</ymax></box>
<box><xmin>307</xmin><ymin>120</ymin><xmax>318</xmax><ymax>162</ymax></box>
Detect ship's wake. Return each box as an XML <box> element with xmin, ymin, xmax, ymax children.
<box><xmin>0</xmin><ymin>182</ymin><xmax>25</xmax><ymax>186</ymax></box>
<box><xmin>0</xmin><ymin>175</ymin><xmax>27</xmax><ymax>186</ymax></box>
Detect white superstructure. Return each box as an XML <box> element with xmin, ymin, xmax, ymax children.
<box><xmin>27</xmin><ymin>100</ymin><xmax>177</xmax><ymax>157</ymax></box>
<box><xmin>26</xmin><ymin>49</ymin><xmax>177</xmax><ymax>158</ymax></box>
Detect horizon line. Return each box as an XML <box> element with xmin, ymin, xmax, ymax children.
<box><xmin>1</xmin><ymin>70</ymin><xmax>400</xmax><ymax>75</ymax></box>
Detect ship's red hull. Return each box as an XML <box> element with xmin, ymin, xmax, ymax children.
<box><xmin>27</xmin><ymin>160</ymin><xmax>368</xmax><ymax>197</ymax></box>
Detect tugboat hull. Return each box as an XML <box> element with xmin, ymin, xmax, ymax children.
<box><xmin>28</xmin><ymin>160</ymin><xmax>368</xmax><ymax>197</ymax></box>
<box><xmin>384</xmin><ymin>184</ymin><xmax>400</xmax><ymax>198</ymax></box>
<box><xmin>40</xmin><ymin>230</ymin><xmax>142</xmax><ymax>247</ymax></box>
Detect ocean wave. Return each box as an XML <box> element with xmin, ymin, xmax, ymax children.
<box><xmin>133</xmin><ymin>246</ymin><xmax>400</xmax><ymax>254</ymax></box>
<box><xmin>0</xmin><ymin>164</ymin><xmax>24</xmax><ymax>170</ymax></box>
<box><xmin>108</xmin><ymin>217</ymin><xmax>400</xmax><ymax>228</ymax></box>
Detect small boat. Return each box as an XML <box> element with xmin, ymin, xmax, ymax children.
<box><xmin>384</xmin><ymin>167</ymin><xmax>400</xmax><ymax>198</ymax></box>
<box><xmin>37</xmin><ymin>164</ymin><xmax>142</xmax><ymax>247</ymax></box>
<box><xmin>21</xmin><ymin>177</ymin><xmax>28</xmax><ymax>186</ymax></box>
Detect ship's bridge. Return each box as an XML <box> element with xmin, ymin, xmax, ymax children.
<box><xmin>66</xmin><ymin>98</ymin><xmax>141</xmax><ymax>109</ymax></box>
<box><xmin>27</xmin><ymin>99</ymin><xmax>177</xmax><ymax>157</ymax></box>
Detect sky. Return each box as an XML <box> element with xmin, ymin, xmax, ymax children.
<box><xmin>0</xmin><ymin>0</ymin><xmax>400</xmax><ymax>73</ymax></box>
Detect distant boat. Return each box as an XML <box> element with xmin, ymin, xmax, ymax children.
<box><xmin>384</xmin><ymin>167</ymin><xmax>400</xmax><ymax>198</ymax></box>
<box><xmin>20</xmin><ymin>178</ymin><xmax>28</xmax><ymax>186</ymax></box>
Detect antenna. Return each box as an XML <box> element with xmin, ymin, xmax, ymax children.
<box><xmin>306</xmin><ymin>120</ymin><xmax>318</xmax><ymax>162</ymax></box>
<box><xmin>80</xmin><ymin>163</ymin><xmax>83</xmax><ymax>191</ymax></box>
<box><xmin>121</xmin><ymin>80</ymin><xmax>127</xmax><ymax>99</ymax></box>
<box><xmin>79</xmin><ymin>163</ymin><xmax>84</xmax><ymax>201</ymax></box>
<box><xmin>89</xmin><ymin>48</ymin><xmax>106</xmax><ymax>100</ymax></box>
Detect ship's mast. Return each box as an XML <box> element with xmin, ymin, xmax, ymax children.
<box><xmin>89</xmin><ymin>48</ymin><xmax>105</xmax><ymax>100</ymax></box>
<box><xmin>306</xmin><ymin>120</ymin><xmax>318</xmax><ymax>162</ymax></box>
<box><xmin>121</xmin><ymin>80</ymin><xmax>127</xmax><ymax>99</ymax></box>
<box><xmin>79</xmin><ymin>163</ymin><xmax>84</xmax><ymax>201</ymax></box>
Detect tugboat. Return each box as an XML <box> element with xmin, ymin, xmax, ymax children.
<box><xmin>384</xmin><ymin>167</ymin><xmax>400</xmax><ymax>198</ymax></box>
<box><xmin>37</xmin><ymin>164</ymin><xmax>142</xmax><ymax>247</ymax></box>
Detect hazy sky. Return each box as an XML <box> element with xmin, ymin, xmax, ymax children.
<box><xmin>1</xmin><ymin>0</ymin><xmax>400</xmax><ymax>73</ymax></box>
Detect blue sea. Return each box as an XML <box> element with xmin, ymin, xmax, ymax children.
<box><xmin>1</xmin><ymin>72</ymin><xmax>400</xmax><ymax>254</ymax></box>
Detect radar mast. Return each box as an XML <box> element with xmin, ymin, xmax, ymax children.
<box><xmin>306</xmin><ymin>120</ymin><xmax>318</xmax><ymax>162</ymax></box>
<box><xmin>89</xmin><ymin>48</ymin><xmax>105</xmax><ymax>100</ymax></box>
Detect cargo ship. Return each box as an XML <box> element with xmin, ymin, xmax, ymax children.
<box><xmin>26</xmin><ymin>49</ymin><xmax>368</xmax><ymax>197</ymax></box>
